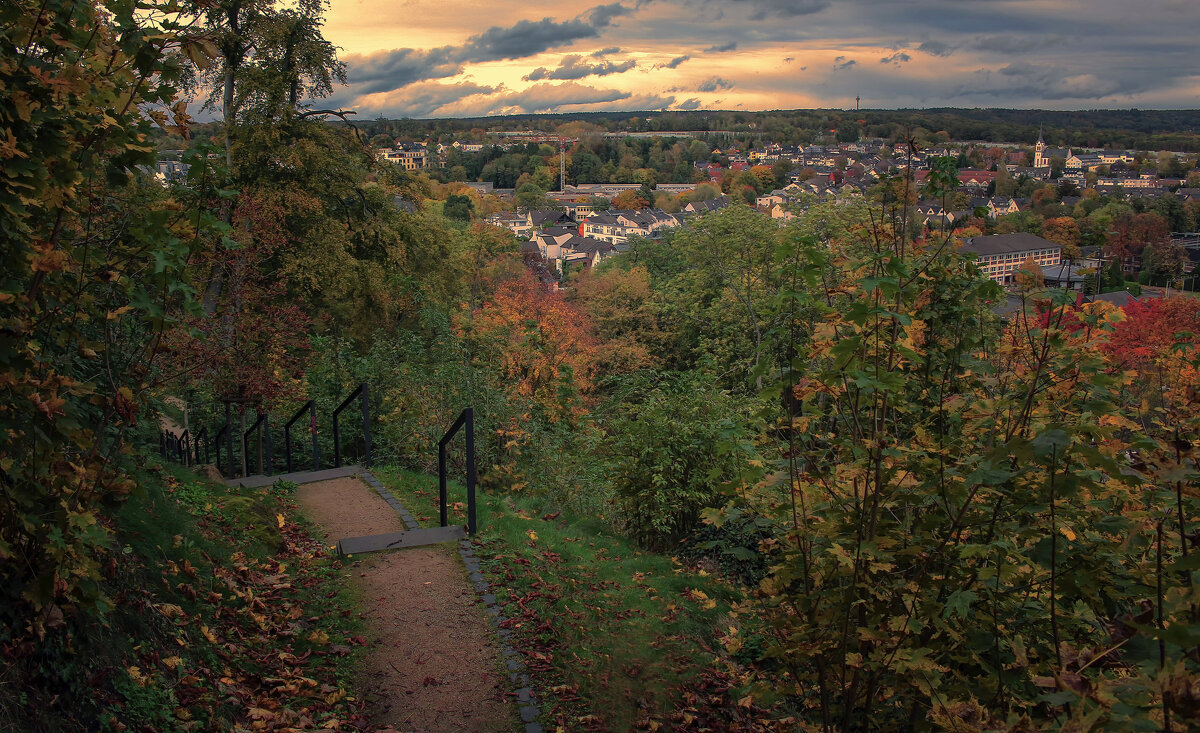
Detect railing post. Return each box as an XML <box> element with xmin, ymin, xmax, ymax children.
<box><xmin>224</xmin><ymin>402</ymin><xmax>234</xmax><ymax>479</ymax></box>
<box><xmin>159</xmin><ymin>430</ymin><xmax>165</xmax><ymax>458</ymax></box>
<box><xmin>439</xmin><ymin>440</ymin><xmax>448</xmax><ymax>528</ymax></box>
<box><xmin>360</xmin><ymin>383</ymin><xmax>372</xmax><ymax>468</ymax></box>
<box><xmin>179</xmin><ymin>429</ymin><xmax>190</xmax><ymax>466</ymax></box>
<box><xmin>243</xmin><ymin>420</ymin><xmax>251</xmax><ymax>476</ymax></box>
<box><xmin>263</xmin><ymin>414</ymin><xmax>272</xmax><ymax>476</ymax></box>
<box><xmin>285</xmin><ymin>415</ymin><xmax>294</xmax><ymax>474</ymax></box>
<box><xmin>333</xmin><ymin>406</ymin><xmax>341</xmax><ymax>468</ymax></box>
<box><xmin>310</xmin><ymin>402</ymin><xmax>319</xmax><ymax>471</ymax></box>
<box><xmin>465</xmin><ymin>407</ymin><xmax>476</xmax><ymax>537</ymax></box>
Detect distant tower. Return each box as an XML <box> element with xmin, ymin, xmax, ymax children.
<box><xmin>856</xmin><ymin>95</ymin><xmax>860</xmax><ymax>111</ymax></box>
<box><xmin>1034</xmin><ymin>126</ymin><xmax>1048</xmax><ymax>168</ymax></box>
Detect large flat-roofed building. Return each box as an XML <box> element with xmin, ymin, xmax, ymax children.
<box><xmin>960</xmin><ymin>233</ymin><xmax>1062</xmax><ymax>286</ymax></box>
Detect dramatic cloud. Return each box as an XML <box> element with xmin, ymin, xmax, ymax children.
<box><xmin>524</xmin><ymin>54</ymin><xmax>637</xmax><ymax>81</ymax></box>
<box><xmin>584</xmin><ymin>2</ymin><xmax>635</xmax><ymax>27</ymax></box>
<box><xmin>696</xmin><ymin>76</ymin><xmax>735</xmax><ymax>92</ymax></box>
<box><xmin>728</xmin><ymin>0</ymin><xmax>830</xmax><ymax>20</ymax></box>
<box><xmin>342</xmin><ymin>47</ymin><xmax>462</xmax><ymax>95</ymax></box>
<box><xmin>465</xmin><ymin>17</ymin><xmax>601</xmax><ymax>61</ymax></box>
<box><xmin>916</xmin><ymin>40</ymin><xmax>955</xmax><ymax>57</ymax></box>
<box><xmin>343</xmin><ymin>9</ymin><xmax>624</xmax><ymax>96</ymax></box>
<box><xmin>319</xmin><ymin>0</ymin><xmax>1200</xmax><ymax>115</ymax></box>
<box><xmin>353</xmin><ymin>80</ymin><xmax>496</xmax><ymax>118</ymax></box>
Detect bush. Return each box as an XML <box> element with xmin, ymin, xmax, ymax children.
<box><xmin>605</xmin><ymin>373</ymin><xmax>749</xmax><ymax>549</ymax></box>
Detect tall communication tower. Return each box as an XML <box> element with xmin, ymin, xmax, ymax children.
<box><xmin>559</xmin><ymin>137</ymin><xmax>566</xmax><ymax>191</ymax></box>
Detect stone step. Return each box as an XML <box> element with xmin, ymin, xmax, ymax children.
<box><xmin>227</xmin><ymin>465</ymin><xmax>364</xmax><ymax>488</ymax></box>
<box><xmin>337</xmin><ymin>524</ymin><xmax>468</xmax><ymax>556</ymax></box>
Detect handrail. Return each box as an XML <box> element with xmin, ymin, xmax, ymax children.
<box><xmin>438</xmin><ymin>407</ymin><xmax>477</xmax><ymax>536</ymax></box>
<box><xmin>284</xmin><ymin>399</ymin><xmax>319</xmax><ymax>473</ymax></box>
<box><xmin>242</xmin><ymin>412</ymin><xmax>271</xmax><ymax>476</ymax></box>
<box><xmin>194</xmin><ymin>426</ymin><xmax>209</xmax><ymax>465</ymax></box>
<box><xmin>332</xmin><ymin>383</ymin><xmax>371</xmax><ymax>468</ymax></box>
<box><xmin>178</xmin><ymin>429</ymin><xmax>190</xmax><ymax>466</ymax></box>
<box><xmin>223</xmin><ymin>402</ymin><xmax>234</xmax><ymax>478</ymax></box>
<box><xmin>214</xmin><ymin>423</ymin><xmax>229</xmax><ymax>477</ymax></box>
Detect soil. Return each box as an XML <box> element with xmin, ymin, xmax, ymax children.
<box><xmin>296</xmin><ymin>477</ymin><xmax>512</xmax><ymax>733</ymax></box>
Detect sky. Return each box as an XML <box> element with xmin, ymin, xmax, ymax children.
<box><xmin>316</xmin><ymin>0</ymin><xmax>1200</xmax><ymax>119</ymax></box>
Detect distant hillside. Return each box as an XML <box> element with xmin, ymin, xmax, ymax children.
<box><xmin>341</xmin><ymin>108</ymin><xmax>1200</xmax><ymax>152</ymax></box>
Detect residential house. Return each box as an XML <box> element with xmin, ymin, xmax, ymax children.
<box><xmin>987</xmin><ymin>197</ymin><xmax>1022</xmax><ymax>218</ymax></box>
<box><xmin>682</xmin><ymin>196</ymin><xmax>733</xmax><ymax>215</ymax></box>
<box><xmin>528</xmin><ymin>229</ymin><xmax>616</xmax><ymax>272</ymax></box>
<box><xmin>581</xmin><ymin>208</ymin><xmax>680</xmax><ymax>244</ymax></box>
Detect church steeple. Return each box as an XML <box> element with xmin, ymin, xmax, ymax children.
<box><xmin>1034</xmin><ymin>126</ymin><xmax>1048</xmax><ymax>168</ymax></box>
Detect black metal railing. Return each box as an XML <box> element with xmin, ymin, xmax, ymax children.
<box><xmin>178</xmin><ymin>429</ymin><xmax>191</xmax><ymax>466</ymax></box>
<box><xmin>194</xmin><ymin>426</ymin><xmax>209</xmax><ymax>465</ymax></box>
<box><xmin>160</xmin><ymin>429</ymin><xmax>190</xmax><ymax>465</ymax></box>
<box><xmin>438</xmin><ymin>407</ymin><xmax>477</xmax><ymax>536</ymax></box>
<box><xmin>243</xmin><ymin>412</ymin><xmax>271</xmax><ymax>477</ymax></box>
<box><xmin>160</xmin><ymin>384</ymin><xmax>372</xmax><ymax>479</ymax></box>
<box><xmin>332</xmin><ymin>383</ymin><xmax>371</xmax><ymax>469</ymax></box>
<box><xmin>284</xmin><ymin>399</ymin><xmax>319</xmax><ymax>473</ymax></box>
<box><xmin>214</xmin><ymin>422</ymin><xmax>230</xmax><ymax>477</ymax></box>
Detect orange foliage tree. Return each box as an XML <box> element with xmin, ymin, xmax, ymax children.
<box><xmin>469</xmin><ymin>270</ymin><xmax>598</xmax><ymax>415</ymax></box>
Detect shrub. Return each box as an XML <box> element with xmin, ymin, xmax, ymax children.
<box><xmin>605</xmin><ymin>372</ymin><xmax>749</xmax><ymax>549</ymax></box>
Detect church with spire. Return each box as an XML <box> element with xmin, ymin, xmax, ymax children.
<box><xmin>1034</xmin><ymin>127</ymin><xmax>1049</xmax><ymax>170</ymax></box>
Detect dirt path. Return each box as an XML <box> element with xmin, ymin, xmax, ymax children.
<box><xmin>297</xmin><ymin>477</ymin><xmax>512</xmax><ymax>732</ymax></box>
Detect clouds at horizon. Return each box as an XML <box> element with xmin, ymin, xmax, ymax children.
<box><xmin>316</xmin><ymin>0</ymin><xmax>1200</xmax><ymax>118</ymax></box>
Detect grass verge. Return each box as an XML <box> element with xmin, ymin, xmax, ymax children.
<box><xmin>3</xmin><ymin>454</ymin><xmax>371</xmax><ymax>732</ymax></box>
<box><xmin>371</xmin><ymin>466</ymin><xmax>777</xmax><ymax>731</ymax></box>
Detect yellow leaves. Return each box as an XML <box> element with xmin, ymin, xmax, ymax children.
<box><xmin>685</xmin><ymin>589</ymin><xmax>717</xmax><ymax>610</ymax></box>
<box><xmin>30</xmin><ymin>241</ymin><xmax>68</xmax><ymax>273</ymax></box>
<box><xmin>1098</xmin><ymin>414</ymin><xmax>1138</xmax><ymax>430</ymax></box>
<box><xmin>276</xmin><ymin>513</ymin><xmax>285</xmax><ymax>529</ymax></box>
<box><xmin>199</xmin><ymin>624</ymin><xmax>217</xmax><ymax>643</ymax></box>
<box><xmin>180</xmin><ymin>38</ymin><xmax>220</xmax><ymax>70</ymax></box>
<box><xmin>162</xmin><ymin>656</ymin><xmax>184</xmax><ymax>670</ymax></box>
<box><xmin>0</xmin><ymin>128</ymin><xmax>27</xmax><ymax>159</ymax></box>
<box><xmin>126</xmin><ymin>666</ymin><xmax>147</xmax><ymax>686</ymax></box>
<box><xmin>324</xmin><ymin>687</ymin><xmax>346</xmax><ymax>705</ymax></box>
<box><xmin>1059</xmin><ymin>525</ymin><xmax>1077</xmax><ymax>542</ymax></box>
<box><xmin>307</xmin><ymin>629</ymin><xmax>329</xmax><ymax>645</ymax></box>
<box><xmin>526</xmin><ymin>529</ymin><xmax>538</xmax><ymax>543</ymax></box>
<box><xmin>106</xmin><ymin>305</ymin><xmax>133</xmax><ymax>320</ymax></box>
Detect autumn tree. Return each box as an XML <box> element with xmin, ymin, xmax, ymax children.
<box><xmin>0</xmin><ymin>0</ymin><xmax>212</xmax><ymax>650</ymax></box>
<box><xmin>1108</xmin><ymin>210</ymin><xmax>1169</xmax><ymax>267</ymax></box>
<box><xmin>611</xmin><ymin>188</ymin><xmax>650</xmax><ymax>210</ymax></box>
<box><xmin>1042</xmin><ymin>216</ymin><xmax>1082</xmax><ymax>258</ymax></box>
<box><xmin>568</xmin><ymin>266</ymin><xmax>665</xmax><ymax>375</ymax></box>
<box><xmin>1102</xmin><ymin>296</ymin><xmax>1200</xmax><ymax>369</ymax></box>
<box><xmin>468</xmin><ymin>271</ymin><xmax>598</xmax><ymax>415</ymax></box>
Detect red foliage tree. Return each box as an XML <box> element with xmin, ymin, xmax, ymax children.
<box><xmin>1108</xmin><ymin>211</ymin><xmax>1169</xmax><ymax>265</ymax></box>
<box><xmin>173</xmin><ymin>193</ymin><xmax>311</xmax><ymax>410</ymax></box>
<box><xmin>1102</xmin><ymin>296</ymin><xmax>1200</xmax><ymax>369</ymax></box>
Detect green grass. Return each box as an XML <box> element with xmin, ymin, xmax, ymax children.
<box><xmin>371</xmin><ymin>466</ymin><xmax>746</xmax><ymax>730</ymax></box>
